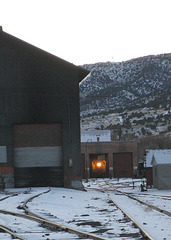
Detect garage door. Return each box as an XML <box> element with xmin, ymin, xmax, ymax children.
<box><xmin>113</xmin><ymin>152</ymin><xmax>133</xmax><ymax>178</ymax></box>
<box><xmin>13</xmin><ymin>123</ymin><xmax>63</xmax><ymax>187</ymax></box>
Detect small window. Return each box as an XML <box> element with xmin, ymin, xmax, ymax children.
<box><xmin>0</xmin><ymin>146</ymin><xmax>7</xmax><ymax>163</ymax></box>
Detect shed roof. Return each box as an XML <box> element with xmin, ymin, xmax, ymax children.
<box><xmin>151</xmin><ymin>152</ymin><xmax>171</xmax><ymax>165</ymax></box>
<box><xmin>146</xmin><ymin>150</ymin><xmax>171</xmax><ymax>167</ymax></box>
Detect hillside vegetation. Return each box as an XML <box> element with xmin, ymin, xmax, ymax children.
<box><xmin>80</xmin><ymin>54</ymin><xmax>171</xmax><ymax>139</ymax></box>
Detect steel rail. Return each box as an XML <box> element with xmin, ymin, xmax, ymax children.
<box><xmin>105</xmin><ymin>181</ymin><xmax>171</xmax><ymax>217</ymax></box>
<box><xmin>96</xmin><ymin>181</ymin><xmax>154</xmax><ymax>240</ymax></box>
<box><xmin>0</xmin><ymin>195</ymin><xmax>11</xmax><ymax>202</ymax></box>
<box><xmin>0</xmin><ymin>224</ymin><xmax>27</xmax><ymax>240</ymax></box>
<box><xmin>21</xmin><ymin>188</ymin><xmax>110</xmax><ymax>239</ymax></box>
<box><xmin>108</xmin><ymin>195</ymin><xmax>154</xmax><ymax>240</ymax></box>
<box><xmin>130</xmin><ymin>192</ymin><xmax>171</xmax><ymax>199</ymax></box>
<box><xmin>20</xmin><ymin>188</ymin><xmax>51</xmax><ymax>220</ymax></box>
<box><xmin>0</xmin><ymin>208</ymin><xmax>109</xmax><ymax>240</ymax></box>
<box><xmin>0</xmin><ymin>189</ymin><xmax>110</xmax><ymax>240</ymax></box>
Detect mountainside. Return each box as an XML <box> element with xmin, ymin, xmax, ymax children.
<box><xmin>80</xmin><ymin>54</ymin><xmax>171</xmax><ymax>138</ymax></box>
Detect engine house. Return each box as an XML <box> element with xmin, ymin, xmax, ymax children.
<box><xmin>81</xmin><ymin>140</ymin><xmax>138</xmax><ymax>179</ymax></box>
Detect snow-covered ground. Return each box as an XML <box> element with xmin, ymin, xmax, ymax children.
<box><xmin>0</xmin><ymin>178</ymin><xmax>171</xmax><ymax>240</ymax></box>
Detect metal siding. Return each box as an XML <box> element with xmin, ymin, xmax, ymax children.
<box><xmin>14</xmin><ymin>167</ymin><xmax>63</xmax><ymax>187</ymax></box>
<box><xmin>14</xmin><ymin>146</ymin><xmax>62</xmax><ymax>167</ymax></box>
<box><xmin>81</xmin><ymin>154</ymin><xmax>85</xmax><ymax>179</ymax></box>
<box><xmin>0</xmin><ymin>146</ymin><xmax>7</xmax><ymax>163</ymax></box>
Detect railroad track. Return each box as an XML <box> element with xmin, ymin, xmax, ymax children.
<box><xmin>95</xmin><ymin>181</ymin><xmax>154</xmax><ymax>240</ymax></box>
<box><xmin>1</xmin><ymin>183</ymin><xmax>170</xmax><ymax>240</ymax></box>
<box><xmin>0</xmin><ymin>224</ymin><xmax>27</xmax><ymax>240</ymax></box>
<box><xmin>0</xmin><ymin>188</ymin><xmax>110</xmax><ymax>240</ymax></box>
<box><xmin>0</xmin><ymin>191</ymin><xmax>19</xmax><ymax>202</ymax></box>
<box><xmin>104</xmin><ymin>180</ymin><xmax>171</xmax><ymax>217</ymax></box>
<box><xmin>93</xmin><ymin>179</ymin><xmax>171</xmax><ymax>240</ymax></box>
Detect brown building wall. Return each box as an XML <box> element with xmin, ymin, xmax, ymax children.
<box><xmin>0</xmin><ymin>166</ymin><xmax>14</xmax><ymax>188</ymax></box>
<box><xmin>81</xmin><ymin>141</ymin><xmax>138</xmax><ymax>179</ymax></box>
<box><xmin>146</xmin><ymin>167</ymin><xmax>153</xmax><ymax>186</ymax></box>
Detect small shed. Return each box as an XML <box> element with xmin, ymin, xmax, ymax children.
<box><xmin>151</xmin><ymin>150</ymin><xmax>171</xmax><ymax>190</ymax></box>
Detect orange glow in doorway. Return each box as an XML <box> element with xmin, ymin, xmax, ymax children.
<box><xmin>96</xmin><ymin>162</ymin><xmax>102</xmax><ymax>167</ymax></box>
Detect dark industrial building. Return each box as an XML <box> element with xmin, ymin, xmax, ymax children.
<box><xmin>81</xmin><ymin>141</ymin><xmax>138</xmax><ymax>179</ymax></box>
<box><xmin>0</xmin><ymin>27</ymin><xmax>89</xmax><ymax>189</ymax></box>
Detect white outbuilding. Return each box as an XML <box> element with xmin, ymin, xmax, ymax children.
<box><xmin>81</xmin><ymin>130</ymin><xmax>111</xmax><ymax>143</ymax></box>
<box><xmin>151</xmin><ymin>150</ymin><xmax>171</xmax><ymax>189</ymax></box>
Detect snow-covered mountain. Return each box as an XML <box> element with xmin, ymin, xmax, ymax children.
<box><xmin>80</xmin><ymin>54</ymin><xmax>171</xmax><ymax>138</ymax></box>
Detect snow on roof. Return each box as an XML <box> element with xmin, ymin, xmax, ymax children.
<box><xmin>81</xmin><ymin>130</ymin><xmax>111</xmax><ymax>142</ymax></box>
<box><xmin>146</xmin><ymin>149</ymin><xmax>171</xmax><ymax>167</ymax></box>
<box><xmin>151</xmin><ymin>153</ymin><xmax>171</xmax><ymax>165</ymax></box>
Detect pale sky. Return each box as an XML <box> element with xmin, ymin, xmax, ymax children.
<box><xmin>1</xmin><ymin>0</ymin><xmax>171</xmax><ymax>65</ymax></box>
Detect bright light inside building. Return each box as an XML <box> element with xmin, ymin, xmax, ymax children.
<box><xmin>96</xmin><ymin>162</ymin><xmax>102</xmax><ymax>168</ymax></box>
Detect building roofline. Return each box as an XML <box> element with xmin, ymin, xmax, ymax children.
<box><xmin>78</xmin><ymin>67</ymin><xmax>90</xmax><ymax>83</ymax></box>
<box><xmin>0</xmin><ymin>29</ymin><xmax>90</xmax><ymax>82</ymax></box>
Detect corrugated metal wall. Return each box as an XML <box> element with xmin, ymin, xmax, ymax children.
<box><xmin>13</xmin><ymin>123</ymin><xmax>63</xmax><ymax>187</ymax></box>
<box><xmin>81</xmin><ymin>154</ymin><xmax>85</xmax><ymax>179</ymax></box>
